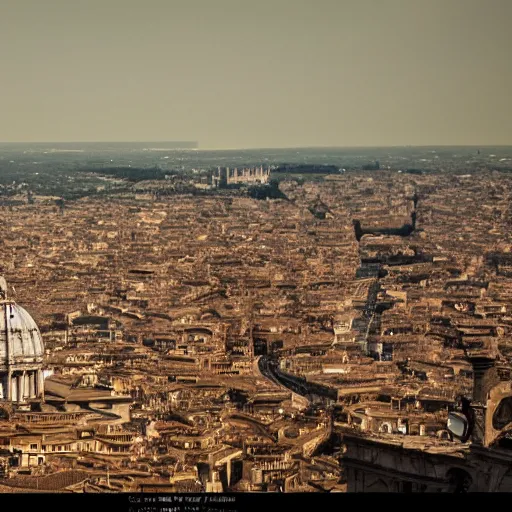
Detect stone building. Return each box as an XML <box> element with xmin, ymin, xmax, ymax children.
<box><xmin>0</xmin><ymin>281</ymin><xmax>45</xmax><ymax>402</ymax></box>
<box><xmin>341</xmin><ymin>349</ymin><xmax>512</xmax><ymax>492</ymax></box>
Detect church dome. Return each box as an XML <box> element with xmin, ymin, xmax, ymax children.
<box><xmin>0</xmin><ymin>301</ymin><xmax>44</xmax><ymax>368</ymax></box>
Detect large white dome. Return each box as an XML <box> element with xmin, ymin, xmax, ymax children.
<box><xmin>0</xmin><ymin>301</ymin><xmax>44</xmax><ymax>368</ymax></box>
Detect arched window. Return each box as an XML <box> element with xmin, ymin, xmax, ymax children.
<box><xmin>446</xmin><ymin>468</ymin><xmax>472</xmax><ymax>493</ymax></box>
<box><xmin>493</xmin><ymin>397</ymin><xmax>512</xmax><ymax>430</ymax></box>
<box><xmin>379</xmin><ymin>423</ymin><xmax>390</xmax><ymax>434</ymax></box>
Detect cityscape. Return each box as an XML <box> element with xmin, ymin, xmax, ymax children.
<box><xmin>1</xmin><ymin>0</ymin><xmax>511</xmax><ymax>499</ymax></box>
<box><xmin>1</xmin><ymin>145</ymin><xmax>512</xmax><ymax>493</ymax></box>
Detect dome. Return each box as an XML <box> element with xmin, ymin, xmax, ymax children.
<box><xmin>0</xmin><ymin>291</ymin><xmax>45</xmax><ymax>402</ymax></box>
<box><xmin>0</xmin><ymin>301</ymin><xmax>44</xmax><ymax>368</ymax></box>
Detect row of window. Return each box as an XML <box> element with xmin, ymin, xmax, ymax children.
<box><xmin>27</xmin><ymin>443</ymin><xmax>98</xmax><ymax>452</ymax></box>
<box><xmin>27</xmin><ymin>444</ymin><xmax>73</xmax><ymax>452</ymax></box>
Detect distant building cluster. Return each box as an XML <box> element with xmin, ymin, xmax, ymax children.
<box><xmin>212</xmin><ymin>166</ymin><xmax>271</xmax><ymax>188</ymax></box>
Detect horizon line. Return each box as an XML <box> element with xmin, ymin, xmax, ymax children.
<box><xmin>197</xmin><ymin>144</ymin><xmax>512</xmax><ymax>151</ymax></box>
<box><xmin>0</xmin><ymin>140</ymin><xmax>198</xmax><ymax>145</ymax></box>
<box><xmin>1</xmin><ymin>141</ymin><xmax>512</xmax><ymax>150</ymax></box>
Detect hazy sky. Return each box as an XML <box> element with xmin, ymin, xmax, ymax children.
<box><xmin>1</xmin><ymin>0</ymin><xmax>511</xmax><ymax>148</ymax></box>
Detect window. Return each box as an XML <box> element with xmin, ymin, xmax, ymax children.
<box><xmin>30</xmin><ymin>444</ymin><xmax>38</xmax><ymax>451</ymax></box>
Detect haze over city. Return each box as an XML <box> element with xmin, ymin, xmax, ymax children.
<box><xmin>1</xmin><ymin>0</ymin><xmax>511</xmax><ymax>148</ymax></box>
<box><xmin>3</xmin><ymin>0</ymin><xmax>512</xmax><ymax>500</ymax></box>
